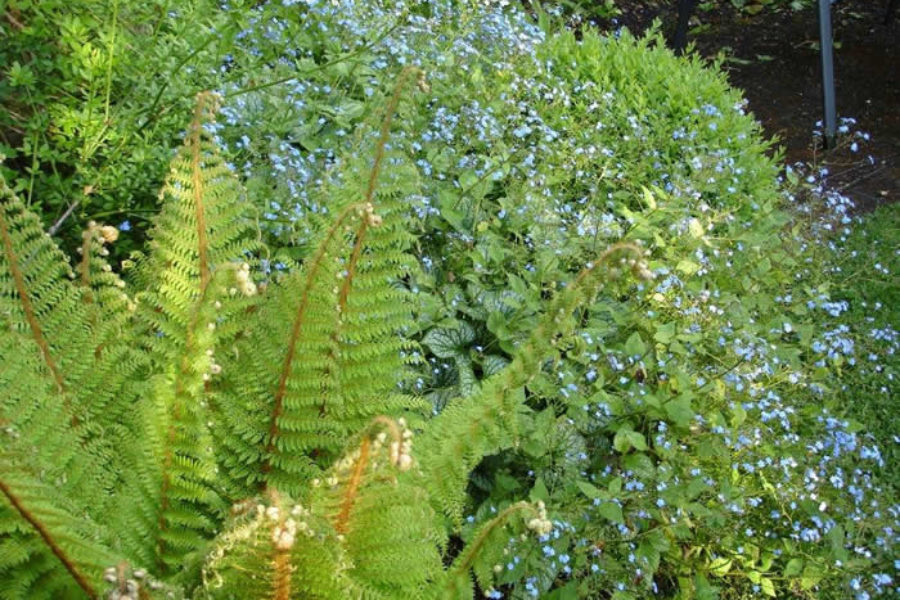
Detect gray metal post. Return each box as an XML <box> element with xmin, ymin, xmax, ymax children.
<box><xmin>817</xmin><ymin>0</ymin><xmax>837</xmax><ymax>148</ymax></box>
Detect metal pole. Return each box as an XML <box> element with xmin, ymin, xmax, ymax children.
<box><xmin>817</xmin><ymin>0</ymin><xmax>837</xmax><ymax>148</ymax></box>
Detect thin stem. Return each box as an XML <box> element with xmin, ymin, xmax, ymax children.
<box><xmin>103</xmin><ymin>0</ymin><xmax>120</xmax><ymax>122</ymax></box>
<box><xmin>190</xmin><ymin>93</ymin><xmax>212</xmax><ymax>290</ymax></box>
<box><xmin>447</xmin><ymin>502</ymin><xmax>535</xmax><ymax>587</ymax></box>
<box><xmin>263</xmin><ymin>203</ymin><xmax>363</xmax><ymax>471</ymax></box>
<box><xmin>335</xmin><ymin>437</ymin><xmax>371</xmax><ymax>535</ymax></box>
<box><xmin>0</xmin><ymin>478</ymin><xmax>97</xmax><ymax>599</ymax></box>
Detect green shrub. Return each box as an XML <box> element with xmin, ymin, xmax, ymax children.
<box><xmin>1</xmin><ymin>1</ymin><xmax>896</xmax><ymax>598</ymax></box>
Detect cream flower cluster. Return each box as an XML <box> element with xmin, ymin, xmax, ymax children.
<box><xmin>102</xmin><ymin>565</ymin><xmax>163</xmax><ymax>599</ymax></box>
<box><xmin>264</xmin><ymin>502</ymin><xmax>315</xmax><ymax>551</ymax></box>
<box><xmin>526</xmin><ymin>500</ymin><xmax>552</xmax><ymax>536</ymax></box>
<box><xmin>387</xmin><ymin>417</ymin><xmax>414</xmax><ymax>472</ymax></box>
<box><xmin>233</xmin><ymin>262</ymin><xmax>257</xmax><ymax>296</ymax></box>
<box><xmin>358</xmin><ymin>202</ymin><xmax>382</xmax><ymax>228</ymax></box>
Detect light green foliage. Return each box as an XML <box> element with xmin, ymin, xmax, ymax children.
<box><xmin>0</xmin><ymin>83</ymin><xmax>651</xmax><ymax>599</ymax></box>
<box><xmin>377</xmin><ymin>24</ymin><xmax>896</xmax><ymax>600</ymax></box>
<box><xmin>2</xmin><ymin>1</ymin><xmax>896</xmax><ymax>598</ymax></box>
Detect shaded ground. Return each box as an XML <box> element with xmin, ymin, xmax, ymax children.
<box><xmin>605</xmin><ymin>0</ymin><xmax>899</xmax><ymax>212</ymax></box>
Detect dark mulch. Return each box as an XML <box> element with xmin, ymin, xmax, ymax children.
<box><xmin>600</xmin><ymin>0</ymin><xmax>899</xmax><ymax>212</ymax></box>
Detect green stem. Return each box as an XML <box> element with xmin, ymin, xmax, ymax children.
<box><xmin>103</xmin><ymin>0</ymin><xmax>120</xmax><ymax>122</ymax></box>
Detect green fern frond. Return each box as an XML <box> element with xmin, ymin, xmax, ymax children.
<box><xmin>202</xmin><ymin>493</ymin><xmax>351</xmax><ymax>600</ymax></box>
<box><xmin>214</xmin><ymin>70</ymin><xmax>426</xmax><ymax>497</ymax></box>
<box><xmin>0</xmin><ymin>471</ymin><xmax>119</xmax><ymax>600</ymax></box>
<box><xmin>0</xmin><ymin>331</ymin><xmax>120</xmax><ymax>599</ymax></box>
<box><xmin>443</xmin><ymin>501</ymin><xmax>544</xmax><ymax>599</ymax></box>
<box><xmin>418</xmin><ymin>243</ymin><xmax>652</xmax><ymax>525</ymax></box>
<box><xmin>0</xmin><ymin>178</ymin><xmax>91</xmax><ymax>424</ymax></box>
<box><xmin>310</xmin><ymin>417</ymin><xmax>445</xmax><ymax>598</ymax></box>
<box><xmin>118</xmin><ymin>92</ymin><xmax>258</xmax><ymax>574</ymax></box>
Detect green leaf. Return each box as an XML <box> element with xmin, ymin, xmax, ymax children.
<box><xmin>676</xmin><ymin>259</ymin><xmax>700</xmax><ymax>275</ymax></box>
<box><xmin>623</xmin><ymin>453</ymin><xmax>655</xmax><ymax>479</ymax></box>
<box><xmin>688</xmin><ymin>218</ymin><xmax>705</xmax><ymax>238</ymax></box>
<box><xmin>481</xmin><ymin>355</ymin><xmax>509</xmax><ymax>376</ymax></box>
<box><xmin>614</xmin><ymin>427</ymin><xmax>647</xmax><ymax>453</ymax></box>
<box><xmin>624</xmin><ymin>332</ymin><xmax>646</xmax><ymax>357</ymax></box>
<box><xmin>708</xmin><ymin>557</ymin><xmax>732</xmax><ymax>576</ymax></box>
<box><xmin>654</xmin><ymin>321</ymin><xmax>676</xmax><ymax>344</ymax></box>
<box><xmin>665</xmin><ymin>396</ymin><xmax>693</xmax><ymax>429</ymax></box>
<box><xmin>423</xmin><ymin>322</ymin><xmax>475</xmax><ymax>358</ymax></box>
<box><xmin>760</xmin><ymin>577</ymin><xmax>776</xmax><ymax>597</ymax></box>
<box><xmin>608</xmin><ymin>476</ymin><xmax>623</xmax><ymax>496</ymax></box>
<box><xmin>530</xmin><ymin>478</ymin><xmax>550</xmax><ymax>504</ymax></box>
<box><xmin>784</xmin><ymin>558</ymin><xmax>803</xmax><ymax>577</ymax></box>
<box><xmin>576</xmin><ymin>480</ymin><xmax>604</xmax><ymax>500</ymax></box>
<box><xmin>597</xmin><ymin>501</ymin><xmax>624</xmax><ymax>524</ymax></box>
<box><xmin>641</xmin><ymin>186</ymin><xmax>657</xmax><ymax>210</ymax></box>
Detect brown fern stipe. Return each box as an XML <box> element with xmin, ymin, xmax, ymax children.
<box><xmin>271</xmin><ymin>549</ymin><xmax>292</xmax><ymax>600</ymax></box>
<box><xmin>0</xmin><ymin>478</ymin><xmax>97</xmax><ymax>599</ymax></box>
<box><xmin>337</xmin><ymin>66</ymin><xmax>419</xmax><ymax>314</ymax></box>
<box><xmin>335</xmin><ymin>437</ymin><xmax>371</xmax><ymax>535</ymax></box>
<box><xmin>190</xmin><ymin>92</ymin><xmax>214</xmax><ymax>291</ymax></box>
<box><xmin>79</xmin><ymin>226</ymin><xmax>94</xmax><ymax>302</ymax></box>
<box><xmin>263</xmin><ymin>203</ymin><xmax>361</xmax><ymax>471</ymax></box>
<box><xmin>155</xmin><ymin>92</ymin><xmax>218</xmax><ymax>568</ymax></box>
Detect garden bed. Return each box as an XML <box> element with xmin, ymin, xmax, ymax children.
<box><xmin>606</xmin><ymin>0</ymin><xmax>898</xmax><ymax>212</ymax></box>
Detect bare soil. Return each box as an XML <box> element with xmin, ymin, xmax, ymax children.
<box><xmin>606</xmin><ymin>0</ymin><xmax>899</xmax><ymax>212</ymax></box>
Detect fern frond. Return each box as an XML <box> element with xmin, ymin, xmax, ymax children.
<box><xmin>442</xmin><ymin>501</ymin><xmax>544</xmax><ymax>599</ymax></box>
<box><xmin>201</xmin><ymin>494</ymin><xmax>351</xmax><ymax>600</ymax></box>
<box><xmin>0</xmin><ymin>321</ymin><xmax>124</xmax><ymax>599</ymax></box>
<box><xmin>0</xmin><ymin>474</ymin><xmax>117</xmax><ymax>600</ymax></box>
<box><xmin>418</xmin><ymin>243</ymin><xmax>652</xmax><ymax>525</ymax></box>
<box><xmin>0</xmin><ymin>179</ymin><xmax>81</xmax><ymax>418</ymax></box>
<box><xmin>117</xmin><ymin>92</ymin><xmax>258</xmax><ymax>574</ymax></box>
<box><xmin>310</xmin><ymin>417</ymin><xmax>445</xmax><ymax>598</ymax></box>
<box><xmin>215</xmin><ymin>71</ymin><xmax>426</xmax><ymax>497</ymax></box>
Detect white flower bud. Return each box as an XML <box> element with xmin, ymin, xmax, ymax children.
<box><xmin>397</xmin><ymin>454</ymin><xmax>413</xmax><ymax>471</ymax></box>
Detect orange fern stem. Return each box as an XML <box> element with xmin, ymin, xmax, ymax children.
<box><xmin>0</xmin><ymin>478</ymin><xmax>98</xmax><ymax>599</ymax></box>
<box><xmin>79</xmin><ymin>227</ymin><xmax>94</xmax><ymax>302</ymax></box>
<box><xmin>155</xmin><ymin>92</ymin><xmax>230</xmax><ymax>564</ymax></box>
<box><xmin>265</xmin><ymin>489</ymin><xmax>293</xmax><ymax>600</ymax></box>
<box><xmin>334</xmin><ymin>437</ymin><xmax>371</xmax><ymax>535</ymax></box>
<box><xmin>337</xmin><ymin>66</ymin><xmax>419</xmax><ymax>314</ymax></box>
<box><xmin>263</xmin><ymin>203</ymin><xmax>364</xmax><ymax>471</ymax></box>
<box><xmin>155</xmin><ymin>93</ymin><xmax>221</xmax><ymax>564</ymax></box>
<box><xmin>272</xmin><ymin>550</ymin><xmax>292</xmax><ymax>600</ymax></box>
<box><xmin>334</xmin><ymin>416</ymin><xmax>403</xmax><ymax>534</ymax></box>
<box><xmin>156</xmin><ymin>268</ymin><xmax>216</xmax><ymax>568</ymax></box>
<box><xmin>363</xmin><ymin>65</ymin><xmax>418</xmax><ymax>206</ymax></box>
<box><xmin>0</xmin><ymin>197</ymin><xmax>68</xmax><ymax>400</ymax></box>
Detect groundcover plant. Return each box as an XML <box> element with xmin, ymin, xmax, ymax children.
<box><xmin>1</xmin><ymin>1</ymin><xmax>897</xmax><ymax>599</ymax></box>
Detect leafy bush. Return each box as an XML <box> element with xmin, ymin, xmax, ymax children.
<box><xmin>365</xmin><ymin>25</ymin><xmax>896</xmax><ymax>599</ymax></box>
<box><xmin>1</xmin><ymin>1</ymin><xmax>896</xmax><ymax>599</ymax></box>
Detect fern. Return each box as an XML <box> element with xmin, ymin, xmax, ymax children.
<box><xmin>0</xmin><ymin>73</ymin><xmax>652</xmax><ymax>599</ymax></box>
<box><xmin>214</xmin><ymin>67</ymin><xmax>423</xmax><ymax>497</ymax></box>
